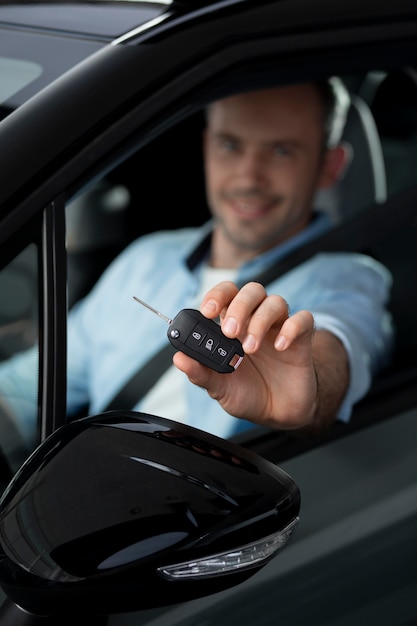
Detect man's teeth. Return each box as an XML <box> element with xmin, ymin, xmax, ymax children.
<box><xmin>235</xmin><ymin>201</ymin><xmax>263</xmax><ymax>212</ymax></box>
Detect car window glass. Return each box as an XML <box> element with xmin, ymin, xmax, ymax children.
<box><xmin>0</xmin><ymin>244</ymin><xmax>39</xmax><ymax>481</ymax></box>
<box><xmin>0</xmin><ymin>56</ymin><xmax>43</xmax><ymax>104</ymax></box>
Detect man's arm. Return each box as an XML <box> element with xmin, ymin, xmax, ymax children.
<box><xmin>173</xmin><ymin>281</ymin><xmax>350</xmax><ymax>434</ymax></box>
<box><xmin>297</xmin><ymin>329</ymin><xmax>349</xmax><ymax>435</ymax></box>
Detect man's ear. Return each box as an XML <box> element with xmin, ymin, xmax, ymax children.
<box><xmin>318</xmin><ymin>142</ymin><xmax>353</xmax><ymax>189</ymax></box>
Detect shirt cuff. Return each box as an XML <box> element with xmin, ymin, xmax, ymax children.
<box><xmin>313</xmin><ymin>312</ymin><xmax>372</xmax><ymax>423</ymax></box>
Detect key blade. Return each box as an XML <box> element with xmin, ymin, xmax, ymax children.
<box><xmin>133</xmin><ymin>296</ymin><xmax>172</xmax><ymax>324</ymax></box>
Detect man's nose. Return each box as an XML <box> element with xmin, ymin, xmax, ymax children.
<box><xmin>236</xmin><ymin>150</ymin><xmax>266</xmax><ymax>181</ymax></box>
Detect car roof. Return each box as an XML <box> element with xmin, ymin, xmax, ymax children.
<box><xmin>3</xmin><ymin>0</ymin><xmax>417</xmax><ymax>39</ymax></box>
<box><xmin>0</xmin><ymin>0</ymin><xmax>256</xmax><ymax>115</ymax></box>
<box><xmin>0</xmin><ymin>1</ymin><xmax>170</xmax><ymax>40</ymax></box>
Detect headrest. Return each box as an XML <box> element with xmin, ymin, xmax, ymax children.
<box><xmin>315</xmin><ymin>93</ymin><xmax>387</xmax><ymax>224</ymax></box>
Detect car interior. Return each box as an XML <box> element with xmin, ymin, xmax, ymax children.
<box><xmin>66</xmin><ymin>75</ymin><xmax>389</xmax><ymax>304</ymax></box>
<box><xmin>61</xmin><ymin>67</ymin><xmax>417</xmax><ymax>450</ymax></box>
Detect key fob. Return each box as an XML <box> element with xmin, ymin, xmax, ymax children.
<box><xmin>168</xmin><ymin>309</ymin><xmax>244</xmax><ymax>373</ymax></box>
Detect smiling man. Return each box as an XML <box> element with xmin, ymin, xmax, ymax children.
<box><xmin>204</xmin><ymin>83</ymin><xmax>348</xmax><ymax>266</ymax></box>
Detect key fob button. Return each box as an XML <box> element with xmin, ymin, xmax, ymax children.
<box><xmin>196</xmin><ymin>335</ymin><xmax>219</xmax><ymax>355</ymax></box>
<box><xmin>211</xmin><ymin>343</ymin><xmax>232</xmax><ymax>364</ymax></box>
<box><xmin>185</xmin><ymin>322</ymin><xmax>208</xmax><ymax>347</ymax></box>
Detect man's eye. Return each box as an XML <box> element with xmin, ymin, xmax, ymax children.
<box><xmin>219</xmin><ymin>138</ymin><xmax>238</xmax><ymax>152</ymax></box>
<box><xmin>274</xmin><ymin>145</ymin><xmax>291</xmax><ymax>156</ymax></box>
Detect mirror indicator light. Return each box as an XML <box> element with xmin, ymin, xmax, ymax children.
<box><xmin>158</xmin><ymin>517</ymin><xmax>299</xmax><ymax>580</ymax></box>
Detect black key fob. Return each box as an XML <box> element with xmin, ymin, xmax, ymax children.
<box><xmin>133</xmin><ymin>297</ymin><xmax>244</xmax><ymax>373</ymax></box>
<box><xmin>168</xmin><ymin>309</ymin><xmax>244</xmax><ymax>373</ymax></box>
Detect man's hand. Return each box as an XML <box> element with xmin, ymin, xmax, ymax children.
<box><xmin>173</xmin><ymin>281</ymin><xmax>349</xmax><ymax>434</ymax></box>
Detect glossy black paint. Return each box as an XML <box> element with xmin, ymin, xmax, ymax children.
<box><xmin>0</xmin><ymin>412</ymin><xmax>300</xmax><ymax>616</ymax></box>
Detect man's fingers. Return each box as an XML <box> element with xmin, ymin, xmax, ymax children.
<box><xmin>199</xmin><ymin>282</ymin><xmax>313</xmax><ymax>359</ymax></box>
<box><xmin>274</xmin><ymin>310</ymin><xmax>315</xmax><ymax>351</ymax></box>
<box><xmin>238</xmin><ymin>293</ymin><xmax>290</xmax><ymax>352</ymax></box>
<box><xmin>201</xmin><ymin>281</ymin><xmax>270</xmax><ymax>323</ymax></box>
<box><xmin>200</xmin><ymin>281</ymin><xmax>239</xmax><ymax>319</ymax></box>
<box><xmin>201</xmin><ymin>281</ymin><xmax>291</xmax><ymax>343</ymax></box>
<box><xmin>173</xmin><ymin>350</ymin><xmax>215</xmax><ymax>387</ymax></box>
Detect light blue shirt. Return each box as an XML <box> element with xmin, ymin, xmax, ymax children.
<box><xmin>67</xmin><ymin>214</ymin><xmax>393</xmax><ymax>436</ymax></box>
<box><xmin>0</xmin><ymin>214</ymin><xmax>394</xmax><ymax>442</ymax></box>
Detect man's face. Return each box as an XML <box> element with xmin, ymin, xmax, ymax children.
<box><xmin>204</xmin><ymin>83</ymin><xmax>334</xmax><ymax>264</ymax></box>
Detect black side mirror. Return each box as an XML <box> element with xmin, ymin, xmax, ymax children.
<box><xmin>0</xmin><ymin>411</ymin><xmax>300</xmax><ymax>619</ymax></box>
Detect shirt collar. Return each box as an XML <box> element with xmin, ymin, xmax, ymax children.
<box><xmin>185</xmin><ymin>211</ymin><xmax>333</xmax><ymax>276</ymax></box>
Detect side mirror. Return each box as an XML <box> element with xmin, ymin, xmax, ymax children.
<box><xmin>0</xmin><ymin>411</ymin><xmax>300</xmax><ymax>619</ymax></box>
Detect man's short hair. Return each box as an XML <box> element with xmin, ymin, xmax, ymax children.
<box><xmin>315</xmin><ymin>77</ymin><xmax>351</xmax><ymax>149</ymax></box>
<box><xmin>205</xmin><ymin>77</ymin><xmax>351</xmax><ymax>150</ymax></box>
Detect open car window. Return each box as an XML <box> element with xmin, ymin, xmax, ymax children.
<box><xmin>61</xmin><ymin>66</ymin><xmax>417</xmax><ymax>452</ymax></box>
<box><xmin>0</xmin><ymin>56</ymin><xmax>416</xmax><ymax>472</ymax></box>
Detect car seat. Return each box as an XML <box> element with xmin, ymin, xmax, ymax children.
<box><xmin>359</xmin><ymin>68</ymin><xmax>417</xmax><ymax>196</ymax></box>
<box><xmin>314</xmin><ymin>92</ymin><xmax>387</xmax><ymax>223</ymax></box>
<box><xmin>65</xmin><ymin>180</ymin><xmax>132</xmax><ymax>308</ymax></box>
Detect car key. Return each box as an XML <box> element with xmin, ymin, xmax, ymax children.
<box><xmin>133</xmin><ymin>296</ymin><xmax>244</xmax><ymax>373</ymax></box>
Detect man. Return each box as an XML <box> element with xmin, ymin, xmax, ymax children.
<box><xmin>64</xmin><ymin>78</ymin><xmax>393</xmax><ymax>438</ymax></box>
<box><xmin>0</xmin><ymin>79</ymin><xmax>393</xmax><ymax>446</ymax></box>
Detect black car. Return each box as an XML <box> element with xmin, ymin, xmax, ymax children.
<box><xmin>0</xmin><ymin>0</ymin><xmax>416</xmax><ymax>624</ymax></box>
